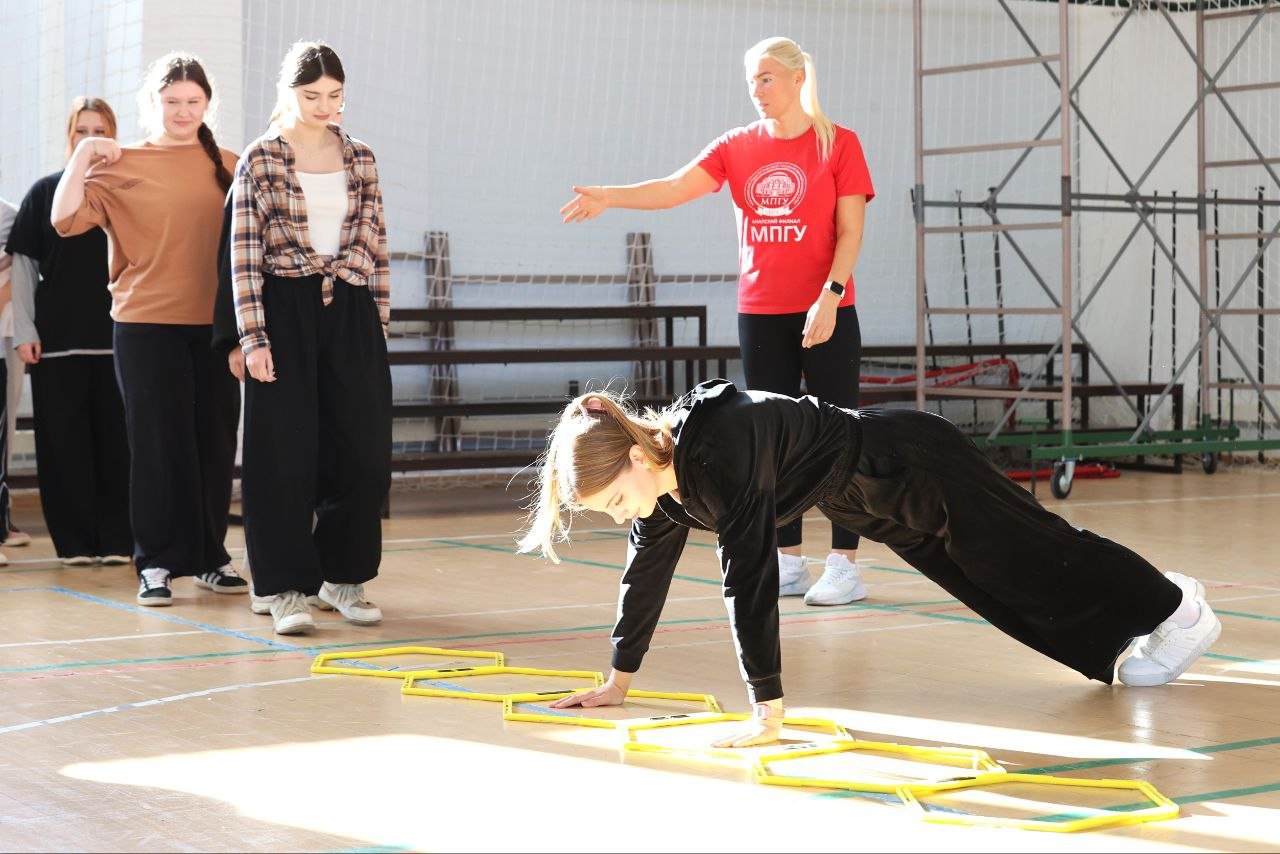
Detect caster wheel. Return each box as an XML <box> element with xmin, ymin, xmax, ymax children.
<box><xmin>1050</xmin><ymin>461</ymin><xmax>1073</xmax><ymax>500</ymax></box>
<box><xmin>1202</xmin><ymin>452</ymin><xmax>1218</xmax><ymax>475</ymax></box>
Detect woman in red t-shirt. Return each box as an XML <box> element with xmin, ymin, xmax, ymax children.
<box><xmin>561</xmin><ymin>36</ymin><xmax>874</xmax><ymax>607</ymax></box>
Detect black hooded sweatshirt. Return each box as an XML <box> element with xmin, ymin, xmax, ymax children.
<box><xmin>610</xmin><ymin>379</ymin><xmax>859</xmax><ymax>703</ymax></box>
<box><xmin>606</xmin><ymin>380</ymin><xmax>1181</xmax><ymax>704</ymax></box>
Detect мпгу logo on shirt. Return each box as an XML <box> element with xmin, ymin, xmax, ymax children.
<box><xmin>745</xmin><ymin>162</ymin><xmax>807</xmax><ymax>217</ymax></box>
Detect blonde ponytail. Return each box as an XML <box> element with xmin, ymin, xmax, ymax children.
<box><xmin>800</xmin><ymin>52</ymin><xmax>835</xmax><ymax>162</ymax></box>
<box><xmin>746</xmin><ymin>37</ymin><xmax>835</xmax><ymax>162</ymax></box>
<box><xmin>517</xmin><ymin>390</ymin><xmax>676</xmax><ymax>562</ymax></box>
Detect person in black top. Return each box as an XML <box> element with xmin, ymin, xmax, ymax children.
<box><xmin>5</xmin><ymin>97</ymin><xmax>132</xmax><ymax>565</ymax></box>
<box><xmin>519</xmin><ymin>381</ymin><xmax>1223</xmax><ymax>747</ymax></box>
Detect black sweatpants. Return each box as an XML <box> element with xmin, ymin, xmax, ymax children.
<box><xmin>113</xmin><ymin>322</ymin><xmax>239</xmax><ymax>577</ymax></box>
<box><xmin>0</xmin><ymin>355</ymin><xmax>9</xmax><ymax>540</ymax></box>
<box><xmin>820</xmin><ymin>408</ymin><xmax>1182</xmax><ymax>681</ymax></box>
<box><xmin>30</xmin><ymin>355</ymin><xmax>132</xmax><ymax>559</ymax></box>
<box><xmin>739</xmin><ymin>306</ymin><xmax>861</xmax><ymax>550</ymax></box>
<box><xmin>241</xmin><ymin>274</ymin><xmax>392</xmax><ymax>598</ymax></box>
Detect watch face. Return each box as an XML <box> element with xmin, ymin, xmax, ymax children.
<box><xmin>827</xmin><ymin>281</ymin><xmax>845</xmax><ymax>296</ymax></box>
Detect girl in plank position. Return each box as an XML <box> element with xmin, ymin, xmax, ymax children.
<box><xmin>518</xmin><ymin>381</ymin><xmax>1221</xmax><ymax>747</ymax></box>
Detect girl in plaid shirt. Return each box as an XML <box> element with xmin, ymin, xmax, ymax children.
<box><xmin>231</xmin><ymin>41</ymin><xmax>392</xmax><ymax>635</ymax></box>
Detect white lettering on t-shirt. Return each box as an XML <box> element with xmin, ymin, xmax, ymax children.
<box><xmin>749</xmin><ymin>223</ymin><xmax>809</xmax><ymax>243</ymax></box>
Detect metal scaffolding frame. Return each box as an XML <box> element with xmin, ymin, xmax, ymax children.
<box><xmin>912</xmin><ymin>0</ymin><xmax>1280</xmax><ymax>497</ymax></box>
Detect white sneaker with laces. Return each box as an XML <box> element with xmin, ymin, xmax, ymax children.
<box><xmin>317</xmin><ymin>582</ymin><xmax>382</xmax><ymax>625</ymax></box>
<box><xmin>804</xmin><ymin>554</ymin><xmax>869</xmax><ymax>606</ymax></box>
<box><xmin>270</xmin><ymin>590</ymin><xmax>315</xmax><ymax>635</ymax></box>
<box><xmin>249</xmin><ymin>590</ymin><xmax>277</xmax><ymax>615</ymax></box>
<box><xmin>777</xmin><ymin>552</ymin><xmax>811</xmax><ymax>597</ymax></box>
<box><xmin>1118</xmin><ymin>573</ymin><xmax>1220</xmax><ymax>687</ymax></box>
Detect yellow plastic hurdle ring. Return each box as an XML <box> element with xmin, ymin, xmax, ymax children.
<box><xmin>502</xmin><ymin>690</ymin><xmax>723</xmax><ymax>729</ymax></box>
<box><xmin>400</xmin><ymin>666</ymin><xmax>604</xmax><ymax>703</ymax></box>
<box><xmin>754</xmin><ymin>738</ymin><xmax>1004</xmax><ymax>795</ymax></box>
<box><xmin>310</xmin><ymin>646</ymin><xmax>505</xmax><ymax>679</ymax></box>
<box><xmin>623</xmin><ymin>712</ymin><xmax>849</xmax><ymax>761</ymax></box>
<box><xmin>895</xmin><ymin>771</ymin><xmax>1179</xmax><ymax>833</ymax></box>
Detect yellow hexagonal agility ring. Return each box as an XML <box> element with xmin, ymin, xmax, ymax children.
<box><xmin>896</xmin><ymin>771</ymin><xmax>1178</xmax><ymax>832</ymax></box>
<box><xmin>754</xmin><ymin>739</ymin><xmax>1004</xmax><ymax>795</ymax></box>
<box><xmin>310</xmin><ymin>646</ymin><xmax>505</xmax><ymax>679</ymax></box>
<box><xmin>623</xmin><ymin>713</ymin><xmax>849</xmax><ymax>761</ymax></box>
<box><xmin>503</xmin><ymin>690</ymin><xmax>723</xmax><ymax>729</ymax></box>
<box><xmin>400</xmin><ymin>666</ymin><xmax>603</xmax><ymax>702</ymax></box>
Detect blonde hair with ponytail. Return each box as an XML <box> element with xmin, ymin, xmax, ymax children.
<box><xmin>517</xmin><ymin>391</ymin><xmax>678</xmax><ymax>563</ymax></box>
<box><xmin>745</xmin><ymin>36</ymin><xmax>835</xmax><ymax>162</ymax></box>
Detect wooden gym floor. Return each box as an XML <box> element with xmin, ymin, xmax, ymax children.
<box><xmin>1</xmin><ymin>466</ymin><xmax>1278</xmax><ymax>852</ymax></box>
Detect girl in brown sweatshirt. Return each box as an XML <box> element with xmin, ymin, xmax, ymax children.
<box><xmin>52</xmin><ymin>53</ymin><xmax>247</xmax><ymax>607</ymax></box>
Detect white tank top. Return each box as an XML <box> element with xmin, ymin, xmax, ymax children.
<box><xmin>295</xmin><ymin>170</ymin><xmax>348</xmax><ymax>258</ymax></box>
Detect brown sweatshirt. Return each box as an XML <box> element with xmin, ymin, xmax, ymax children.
<box><xmin>55</xmin><ymin>142</ymin><xmax>237</xmax><ymax>325</ymax></box>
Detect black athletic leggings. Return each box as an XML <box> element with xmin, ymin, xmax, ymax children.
<box><xmin>738</xmin><ymin>305</ymin><xmax>861</xmax><ymax>551</ymax></box>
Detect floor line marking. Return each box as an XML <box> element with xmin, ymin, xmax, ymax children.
<box><xmin>0</xmin><ymin>674</ymin><xmax>328</xmax><ymax>736</ymax></box>
<box><xmin>0</xmin><ymin>629</ymin><xmax>207</xmax><ymax>649</ymax></box>
<box><xmin>44</xmin><ymin>587</ymin><xmax>301</xmax><ymax>652</ymax></box>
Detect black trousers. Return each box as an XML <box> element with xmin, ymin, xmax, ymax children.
<box><xmin>0</xmin><ymin>356</ymin><xmax>9</xmax><ymax>540</ymax></box>
<box><xmin>30</xmin><ymin>355</ymin><xmax>132</xmax><ymax>558</ymax></box>
<box><xmin>739</xmin><ymin>306</ymin><xmax>861</xmax><ymax>551</ymax></box>
<box><xmin>241</xmin><ymin>274</ymin><xmax>391</xmax><ymax>597</ymax></box>
<box><xmin>820</xmin><ymin>408</ymin><xmax>1181</xmax><ymax>682</ymax></box>
<box><xmin>113</xmin><ymin>322</ymin><xmax>239</xmax><ymax>577</ymax></box>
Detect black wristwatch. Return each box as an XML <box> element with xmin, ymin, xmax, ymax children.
<box><xmin>824</xmin><ymin>280</ymin><xmax>846</xmax><ymax>298</ymax></box>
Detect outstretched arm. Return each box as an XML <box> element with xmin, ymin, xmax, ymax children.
<box><xmin>560</xmin><ymin>158</ymin><xmax>718</xmax><ymax>222</ymax></box>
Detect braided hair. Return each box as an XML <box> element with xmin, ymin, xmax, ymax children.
<box><xmin>139</xmin><ymin>52</ymin><xmax>232</xmax><ymax>192</ymax></box>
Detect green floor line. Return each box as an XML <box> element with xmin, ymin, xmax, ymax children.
<box><xmin>1021</xmin><ymin>735</ymin><xmax>1280</xmax><ymax>775</ymax></box>
<box><xmin>1214</xmin><ymin>609</ymin><xmax>1280</xmax><ymax>623</ymax></box>
<box><xmin>1017</xmin><ymin>779</ymin><xmax>1280</xmax><ymax>823</ymax></box>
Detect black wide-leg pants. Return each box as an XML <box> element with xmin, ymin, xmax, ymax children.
<box><xmin>820</xmin><ymin>408</ymin><xmax>1182</xmax><ymax>682</ymax></box>
<box><xmin>113</xmin><ymin>322</ymin><xmax>239</xmax><ymax>577</ymax></box>
<box><xmin>241</xmin><ymin>274</ymin><xmax>391</xmax><ymax>598</ymax></box>
<box><xmin>30</xmin><ymin>355</ymin><xmax>132</xmax><ymax>559</ymax></box>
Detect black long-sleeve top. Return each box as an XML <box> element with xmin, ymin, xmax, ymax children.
<box><xmin>610</xmin><ymin>379</ymin><xmax>862</xmax><ymax>703</ymax></box>
<box><xmin>211</xmin><ymin>193</ymin><xmax>238</xmax><ymax>354</ymax></box>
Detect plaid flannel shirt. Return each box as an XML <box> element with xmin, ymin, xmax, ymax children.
<box><xmin>231</xmin><ymin>125</ymin><xmax>390</xmax><ymax>353</ymax></box>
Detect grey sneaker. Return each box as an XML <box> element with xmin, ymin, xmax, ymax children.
<box><xmin>317</xmin><ymin>582</ymin><xmax>382</xmax><ymax>625</ymax></box>
<box><xmin>249</xmin><ymin>589</ymin><xmax>277</xmax><ymax>615</ymax></box>
<box><xmin>270</xmin><ymin>590</ymin><xmax>315</xmax><ymax>635</ymax></box>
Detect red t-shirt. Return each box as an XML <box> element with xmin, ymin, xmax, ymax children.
<box><xmin>697</xmin><ymin>122</ymin><xmax>874</xmax><ymax>314</ymax></box>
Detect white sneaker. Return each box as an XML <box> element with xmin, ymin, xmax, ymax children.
<box><xmin>804</xmin><ymin>554</ymin><xmax>869</xmax><ymax>606</ymax></box>
<box><xmin>270</xmin><ymin>590</ymin><xmax>315</xmax><ymax>635</ymax></box>
<box><xmin>1118</xmin><ymin>574</ymin><xmax>1220</xmax><ymax>687</ymax></box>
<box><xmin>777</xmin><ymin>552</ymin><xmax>811</xmax><ymax>597</ymax></box>
<box><xmin>249</xmin><ymin>589</ymin><xmax>277</xmax><ymax>615</ymax></box>
<box><xmin>317</xmin><ymin>582</ymin><xmax>382</xmax><ymax>625</ymax></box>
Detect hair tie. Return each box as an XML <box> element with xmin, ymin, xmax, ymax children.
<box><xmin>579</xmin><ymin>395</ymin><xmax>609</xmax><ymax>418</ymax></box>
